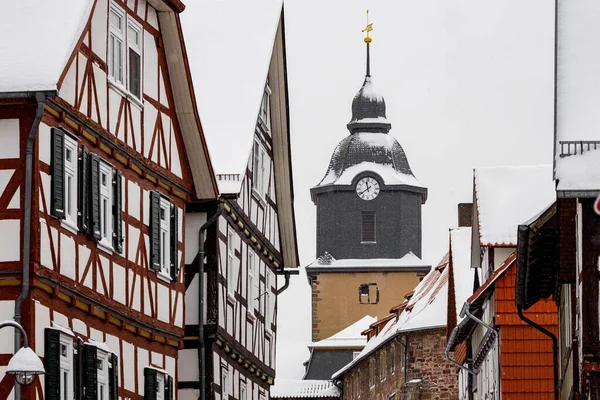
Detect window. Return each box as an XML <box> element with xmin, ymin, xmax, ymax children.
<box><xmin>248</xmin><ymin>250</ymin><xmax>258</xmax><ymax>312</ymax></box>
<box><xmin>265</xmin><ymin>271</ymin><xmax>272</xmax><ymax>329</ymax></box>
<box><xmin>58</xmin><ymin>333</ymin><xmax>73</xmax><ymax>400</ymax></box>
<box><xmin>156</xmin><ymin>372</ymin><xmax>165</xmax><ymax>400</ymax></box>
<box><xmin>127</xmin><ymin>20</ymin><xmax>142</xmax><ymax>98</ymax></box>
<box><xmin>227</xmin><ymin>229</ymin><xmax>235</xmax><ymax>297</ymax></box>
<box><xmin>361</xmin><ymin>211</ymin><xmax>376</xmax><ymax>243</ymax></box>
<box><xmin>241</xmin><ymin>381</ymin><xmax>247</xmax><ymax>400</ymax></box>
<box><xmin>99</xmin><ymin>162</ymin><xmax>113</xmax><ymax>246</ymax></box>
<box><xmin>380</xmin><ymin>350</ymin><xmax>386</xmax><ymax>382</ymax></box>
<box><xmin>259</xmin><ymin>84</ymin><xmax>271</xmax><ymax>130</ymax></box>
<box><xmin>159</xmin><ymin>197</ymin><xmax>170</xmax><ymax>277</ymax></box>
<box><xmin>63</xmin><ymin>136</ymin><xmax>78</xmax><ymax>228</ymax></box>
<box><xmin>109</xmin><ymin>3</ymin><xmax>142</xmax><ymax>99</ymax></box>
<box><xmin>97</xmin><ymin>351</ymin><xmax>108</xmax><ymax>400</ymax></box>
<box><xmin>149</xmin><ymin>192</ymin><xmax>179</xmax><ymax>281</ymax></box>
<box><xmin>252</xmin><ymin>140</ymin><xmax>268</xmax><ymax>198</ymax></box>
<box><xmin>108</xmin><ymin>6</ymin><xmax>124</xmax><ymax>84</ymax></box>
<box><xmin>221</xmin><ymin>366</ymin><xmax>229</xmax><ymax>397</ymax></box>
<box><xmin>144</xmin><ymin>368</ymin><xmax>173</xmax><ymax>400</ymax></box>
<box><xmin>359</xmin><ymin>283</ymin><xmax>379</xmax><ymax>304</ymax></box>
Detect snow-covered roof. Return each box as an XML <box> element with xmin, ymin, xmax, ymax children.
<box><xmin>270</xmin><ymin>379</ymin><xmax>341</xmax><ymax>398</ymax></box>
<box><xmin>181</xmin><ymin>0</ymin><xmax>283</xmax><ymax>194</ymax></box>
<box><xmin>555</xmin><ymin>150</ymin><xmax>600</xmax><ymax>193</ymax></box>
<box><xmin>309</xmin><ymin>316</ymin><xmax>376</xmax><ymax>349</ymax></box>
<box><xmin>0</xmin><ymin>0</ymin><xmax>93</xmax><ymax>93</ymax></box>
<box><xmin>333</xmin><ymin>256</ymin><xmax>448</xmax><ymax>379</ymax></box>
<box><xmin>450</xmin><ymin>227</ymin><xmax>474</xmax><ymax>325</ymax></box>
<box><xmin>474</xmin><ymin>165</ymin><xmax>555</xmax><ymax>246</ymax></box>
<box><xmin>306</xmin><ymin>251</ymin><xmax>430</xmax><ymax>272</ymax></box>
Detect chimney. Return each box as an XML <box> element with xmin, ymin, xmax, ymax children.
<box><xmin>458</xmin><ymin>203</ymin><xmax>473</xmax><ymax>228</ymax></box>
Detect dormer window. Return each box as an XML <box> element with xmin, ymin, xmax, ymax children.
<box><xmin>108</xmin><ymin>3</ymin><xmax>142</xmax><ymax>100</ymax></box>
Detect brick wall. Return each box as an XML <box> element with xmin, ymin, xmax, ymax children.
<box><xmin>342</xmin><ymin>328</ymin><xmax>458</xmax><ymax>400</ymax></box>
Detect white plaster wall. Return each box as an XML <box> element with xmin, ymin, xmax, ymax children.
<box><xmin>60</xmin><ymin>233</ymin><xmax>76</xmax><ymax>281</ymax></box>
<box><xmin>493</xmin><ymin>247</ymin><xmax>515</xmax><ymax>269</ymax></box>
<box><xmin>0</xmin><ymin>300</ymin><xmax>15</xmax><ymax>353</ymax></box>
<box><xmin>89</xmin><ymin>327</ymin><xmax>103</xmax><ymax>342</ymax></box>
<box><xmin>0</xmin><ymin>119</ymin><xmax>19</xmax><ymax>159</ymax></box>
<box><xmin>94</xmin><ymin>65</ymin><xmax>108</xmax><ymax>128</ymax></box>
<box><xmin>128</xmin><ymin>181</ymin><xmax>141</xmax><ymax>221</ymax></box>
<box><xmin>7</xmin><ymin>187</ymin><xmax>19</xmax><ymax>209</ymax></box>
<box><xmin>130</xmin><ymin>101</ymin><xmax>142</xmax><ymax>152</ymax></box>
<box><xmin>147</xmin><ymin>6</ymin><xmax>158</xmax><ymax>29</ymax></box>
<box><xmin>122</xmin><ymin>340</ymin><xmax>135</xmax><ymax>392</ymax></box>
<box><xmin>53</xmin><ymin>312</ymin><xmax>69</xmax><ymax>332</ymax></box>
<box><xmin>99</xmin><ymin>254</ymin><xmax>110</xmax><ymax>295</ymax></box>
<box><xmin>34</xmin><ymin>301</ymin><xmax>50</xmax><ymax>357</ymax></box>
<box><xmin>113</xmin><ymin>263</ymin><xmax>126</xmax><ymax>304</ymax></box>
<box><xmin>143</xmin><ymin>276</ymin><xmax>152</xmax><ymax>316</ymax></box>
<box><xmin>79</xmin><ymin>245</ymin><xmax>93</xmax><ymax>288</ymax></box>
<box><xmin>91</xmin><ymin>0</ymin><xmax>108</xmax><ymax>63</ymax></box>
<box><xmin>178</xmin><ymin>349</ymin><xmax>198</xmax><ymax>382</ymax></box>
<box><xmin>128</xmin><ymin>225</ymin><xmax>140</xmax><ymax>262</ymax></box>
<box><xmin>39</xmin><ymin>172</ymin><xmax>51</xmax><ymax>213</ymax></box>
<box><xmin>184</xmin><ymin>213</ymin><xmax>207</xmax><ymax>264</ymax></box>
<box><xmin>0</xmin><ymin>220</ymin><xmax>21</xmax><ymax>262</ymax></box>
<box><xmin>130</xmin><ymin>270</ymin><xmax>141</xmax><ymax>312</ymax></box>
<box><xmin>142</xmin><ymin>190</ymin><xmax>150</xmax><ymax>226</ymax></box>
<box><xmin>137</xmin><ymin>348</ymin><xmax>149</xmax><ymax>396</ymax></box>
<box><xmin>158</xmin><ymin>283</ymin><xmax>169</xmax><ymax>322</ymax></box>
<box><xmin>137</xmin><ymin>0</ymin><xmax>147</xmax><ymax>18</ymax></box>
<box><xmin>143</xmin><ymin>103</ymin><xmax>157</xmax><ymax>159</ymax></box>
<box><xmin>59</xmin><ymin>60</ymin><xmax>77</xmax><ymax>107</ymax></box>
<box><xmin>185</xmin><ymin>275</ymin><xmax>199</xmax><ymax>325</ymax></box>
<box><xmin>151</xmin><ymin>351</ymin><xmax>163</xmax><ymax>368</ymax></box>
<box><xmin>108</xmin><ymin>89</ymin><xmax>122</xmax><ymax>135</ymax></box>
<box><xmin>72</xmin><ymin>319</ymin><xmax>87</xmax><ymax>336</ymax></box>
<box><xmin>77</xmin><ymin>55</ymin><xmax>88</xmax><ymax>115</ymax></box>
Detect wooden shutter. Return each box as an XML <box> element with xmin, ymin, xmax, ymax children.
<box><xmin>149</xmin><ymin>191</ymin><xmax>161</xmax><ymax>271</ymax></box>
<box><xmin>51</xmin><ymin>128</ymin><xmax>65</xmax><ymax>219</ymax></box>
<box><xmin>144</xmin><ymin>368</ymin><xmax>158</xmax><ymax>400</ymax></box>
<box><xmin>78</xmin><ymin>146</ymin><xmax>90</xmax><ymax>233</ymax></box>
<box><xmin>170</xmin><ymin>204</ymin><xmax>179</xmax><ymax>281</ymax></box>
<box><xmin>75</xmin><ymin>338</ymin><xmax>84</xmax><ymax>400</ymax></box>
<box><xmin>361</xmin><ymin>211</ymin><xmax>376</xmax><ymax>242</ymax></box>
<box><xmin>90</xmin><ymin>154</ymin><xmax>101</xmax><ymax>240</ymax></box>
<box><xmin>113</xmin><ymin>170</ymin><xmax>123</xmax><ymax>253</ymax></box>
<box><xmin>109</xmin><ymin>354</ymin><xmax>119</xmax><ymax>400</ymax></box>
<box><xmin>44</xmin><ymin>328</ymin><xmax>61</xmax><ymax>400</ymax></box>
<box><xmin>83</xmin><ymin>344</ymin><xmax>97</xmax><ymax>400</ymax></box>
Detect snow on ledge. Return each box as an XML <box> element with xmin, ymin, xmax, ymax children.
<box><xmin>270</xmin><ymin>379</ymin><xmax>341</xmax><ymax>398</ymax></box>
<box><xmin>310</xmin><ymin>315</ymin><xmax>376</xmax><ymax>349</ymax></box>
<box><xmin>307</xmin><ymin>251</ymin><xmax>429</xmax><ymax>270</ymax></box>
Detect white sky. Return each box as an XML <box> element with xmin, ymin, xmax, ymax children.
<box><xmin>276</xmin><ymin>0</ymin><xmax>555</xmax><ymax>379</ymax></box>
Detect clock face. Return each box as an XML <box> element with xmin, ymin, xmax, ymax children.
<box><xmin>355</xmin><ymin>177</ymin><xmax>380</xmax><ymax>200</ymax></box>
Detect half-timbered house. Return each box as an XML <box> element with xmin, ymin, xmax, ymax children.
<box><xmin>179</xmin><ymin>1</ymin><xmax>299</xmax><ymax>400</ymax></box>
<box><xmin>0</xmin><ymin>0</ymin><xmax>217</xmax><ymax>398</ymax></box>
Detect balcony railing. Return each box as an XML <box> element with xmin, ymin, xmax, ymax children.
<box><xmin>216</xmin><ymin>173</ymin><xmax>241</xmax><ymax>181</ymax></box>
<box><xmin>559</xmin><ymin>140</ymin><xmax>600</xmax><ymax>157</ymax></box>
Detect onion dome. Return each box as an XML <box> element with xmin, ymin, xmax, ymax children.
<box><xmin>347</xmin><ymin>77</ymin><xmax>391</xmax><ymax>134</ymax></box>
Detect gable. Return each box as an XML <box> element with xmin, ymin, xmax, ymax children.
<box><xmin>54</xmin><ymin>0</ymin><xmax>216</xmax><ymax>199</ymax></box>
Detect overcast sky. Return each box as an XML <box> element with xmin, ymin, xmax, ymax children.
<box><xmin>276</xmin><ymin>0</ymin><xmax>555</xmax><ymax>379</ymax></box>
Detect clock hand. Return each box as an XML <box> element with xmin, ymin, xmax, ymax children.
<box><xmin>359</xmin><ymin>187</ymin><xmax>370</xmax><ymax>195</ymax></box>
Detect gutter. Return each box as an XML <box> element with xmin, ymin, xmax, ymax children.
<box><xmin>14</xmin><ymin>90</ymin><xmax>54</xmax><ymax>400</ymax></box>
<box><xmin>517</xmin><ymin>308</ymin><xmax>558</xmax><ymax>400</ymax></box>
<box><xmin>275</xmin><ymin>268</ymin><xmax>299</xmax><ymax>295</ymax></box>
<box><xmin>444</xmin><ymin>326</ymin><xmax>476</xmax><ymax>376</ymax></box>
<box><xmin>198</xmin><ymin>203</ymin><xmax>224</xmax><ymax>400</ymax></box>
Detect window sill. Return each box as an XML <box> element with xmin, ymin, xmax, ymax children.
<box><xmin>97</xmin><ymin>239</ymin><xmax>114</xmax><ymax>255</ymax></box>
<box><xmin>227</xmin><ymin>292</ymin><xmax>236</xmax><ymax>304</ymax></box>
<box><xmin>361</xmin><ymin>241</ymin><xmax>377</xmax><ymax>245</ymax></box>
<box><xmin>265</xmin><ymin>329</ymin><xmax>273</xmax><ymax>340</ymax></box>
<box><xmin>252</xmin><ymin>188</ymin><xmax>267</xmax><ymax>207</ymax></box>
<box><xmin>61</xmin><ymin>219</ymin><xmax>79</xmax><ymax>235</ymax></box>
<box><xmin>247</xmin><ymin>311</ymin><xmax>256</xmax><ymax>321</ymax></box>
<box><xmin>157</xmin><ymin>271</ymin><xmax>172</xmax><ymax>284</ymax></box>
<box><xmin>108</xmin><ymin>79</ymin><xmax>144</xmax><ymax>110</ymax></box>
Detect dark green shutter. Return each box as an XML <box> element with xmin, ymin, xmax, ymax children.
<box><xmin>44</xmin><ymin>328</ymin><xmax>61</xmax><ymax>400</ymax></box>
<box><xmin>83</xmin><ymin>344</ymin><xmax>97</xmax><ymax>400</ymax></box>
<box><xmin>51</xmin><ymin>128</ymin><xmax>65</xmax><ymax>219</ymax></box>
<box><xmin>75</xmin><ymin>338</ymin><xmax>84</xmax><ymax>400</ymax></box>
<box><xmin>170</xmin><ymin>204</ymin><xmax>179</xmax><ymax>281</ymax></box>
<box><xmin>90</xmin><ymin>154</ymin><xmax>101</xmax><ymax>240</ymax></box>
<box><xmin>113</xmin><ymin>170</ymin><xmax>123</xmax><ymax>253</ymax></box>
<box><xmin>109</xmin><ymin>354</ymin><xmax>119</xmax><ymax>400</ymax></box>
<box><xmin>144</xmin><ymin>368</ymin><xmax>158</xmax><ymax>400</ymax></box>
<box><xmin>149</xmin><ymin>191</ymin><xmax>161</xmax><ymax>271</ymax></box>
<box><xmin>78</xmin><ymin>146</ymin><xmax>90</xmax><ymax>233</ymax></box>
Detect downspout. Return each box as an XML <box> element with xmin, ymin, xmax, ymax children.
<box><xmin>198</xmin><ymin>203</ymin><xmax>224</xmax><ymax>400</ymax></box>
<box><xmin>517</xmin><ymin>308</ymin><xmax>559</xmax><ymax>400</ymax></box>
<box><xmin>394</xmin><ymin>334</ymin><xmax>411</xmax><ymax>382</ymax></box>
<box><xmin>444</xmin><ymin>327</ymin><xmax>476</xmax><ymax>376</ymax></box>
<box><xmin>15</xmin><ymin>92</ymin><xmax>49</xmax><ymax>400</ymax></box>
<box><xmin>275</xmin><ymin>271</ymin><xmax>292</xmax><ymax>295</ymax></box>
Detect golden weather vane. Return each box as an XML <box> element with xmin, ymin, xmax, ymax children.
<box><xmin>362</xmin><ymin>10</ymin><xmax>373</xmax><ymax>43</ymax></box>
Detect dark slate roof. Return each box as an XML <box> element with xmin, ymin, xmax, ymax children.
<box><xmin>347</xmin><ymin>77</ymin><xmax>391</xmax><ymax>134</ymax></box>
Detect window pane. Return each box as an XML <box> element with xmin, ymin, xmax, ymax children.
<box><xmin>102</xmin><ymin>198</ymin><xmax>107</xmax><ymax>237</ymax></box>
<box><xmin>128</xmin><ymin>49</ymin><xmax>141</xmax><ymax>98</ymax></box>
<box><xmin>128</xmin><ymin>26</ymin><xmax>139</xmax><ymax>45</ymax></box>
<box><xmin>66</xmin><ymin>175</ymin><xmax>72</xmax><ymax>215</ymax></box>
<box><xmin>116</xmin><ymin>39</ymin><xmax>123</xmax><ymax>82</ymax></box>
<box><xmin>110</xmin><ymin>10</ymin><xmax>122</xmax><ymax>30</ymax></box>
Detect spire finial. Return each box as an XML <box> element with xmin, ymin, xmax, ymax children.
<box><xmin>362</xmin><ymin>10</ymin><xmax>373</xmax><ymax>77</ymax></box>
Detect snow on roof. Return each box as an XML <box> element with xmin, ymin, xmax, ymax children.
<box><xmin>270</xmin><ymin>379</ymin><xmax>341</xmax><ymax>398</ymax></box>
<box><xmin>555</xmin><ymin>150</ymin><xmax>600</xmax><ymax>192</ymax></box>
<box><xmin>309</xmin><ymin>315</ymin><xmax>376</xmax><ymax>349</ymax></box>
<box><xmin>474</xmin><ymin>165</ymin><xmax>555</xmax><ymax>246</ymax></box>
<box><xmin>0</xmin><ymin>0</ymin><xmax>93</xmax><ymax>93</ymax></box>
<box><xmin>181</xmin><ymin>0</ymin><xmax>282</xmax><ymax>194</ymax></box>
<box><xmin>307</xmin><ymin>251</ymin><xmax>430</xmax><ymax>270</ymax></box>
<box><xmin>333</xmin><ymin>257</ymin><xmax>448</xmax><ymax>379</ymax></box>
<box><xmin>450</xmin><ymin>227</ymin><xmax>474</xmax><ymax>324</ymax></box>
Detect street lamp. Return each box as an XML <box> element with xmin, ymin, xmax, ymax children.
<box><xmin>1</xmin><ymin>320</ymin><xmax>44</xmax><ymax>386</ymax></box>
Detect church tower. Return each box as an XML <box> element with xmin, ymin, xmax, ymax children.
<box><xmin>306</xmin><ymin>20</ymin><xmax>430</xmax><ymax>341</ymax></box>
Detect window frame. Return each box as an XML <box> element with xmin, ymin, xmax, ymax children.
<box><xmin>265</xmin><ymin>271</ymin><xmax>272</xmax><ymax>330</ymax></box>
<box><xmin>156</xmin><ymin>372</ymin><xmax>165</xmax><ymax>400</ymax></box>
<box><xmin>158</xmin><ymin>196</ymin><xmax>171</xmax><ymax>279</ymax></box>
<box><xmin>252</xmin><ymin>139</ymin><xmax>268</xmax><ymax>200</ymax></box>
<box><xmin>259</xmin><ymin>84</ymin><xmax>272</xmax><ymax>131</ymax></box>
<box><xmin>221</xmin><ymin>365</ymin><xmax>229</xmax><ymax>398</ymax></box>
<box><xmin>240</xmin><ymin>381</ymin><xmax>247</xmax><ymax>400</ymax></box>
<box><xmin>248</xmin><ymin>249</ymin><xmax>258</xmax><ymax>315</ymax></box>
<box><xmin>63</xmin><ymin>135</ymin><xmax>78</xmax><ymax>231</ymax></box>
<box><xmin>108</xmin><ymin>4</ymin><xmax>125</xmax><ymax>85</ymax></box>
<box><xmin>98</xmin><ymin>161</ymin><xmax>113</xmax><ymax>249</ymax></box>
<box><xmin>59</xmin><ymin>333</ymin><xmax>74</xmax><ymax>400</ymax></box>
<box><xmin>96</xmin><ymin>350</ymin><xmax>109</xmax><ymax>400</ymax></box>
<box><xmin>126</xmin><ymin>18</ymin><xmax>142</xmax><ymax>99</ymax></box>
<box><xmin>227</xmin><ymin>228</ymin><xmax>236</xmax><ymax>299</ymax></box>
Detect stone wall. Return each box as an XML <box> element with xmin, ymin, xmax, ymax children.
<box><xmin>342</xmin><ymin>328</ymin><xmax>458</xmax><ymax>400</ymax></box>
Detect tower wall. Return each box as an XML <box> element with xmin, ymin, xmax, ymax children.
<box><xmin>315</xmin><ymin>189</ymin><xmax>422</xmax><ymax>259</ymax></box>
